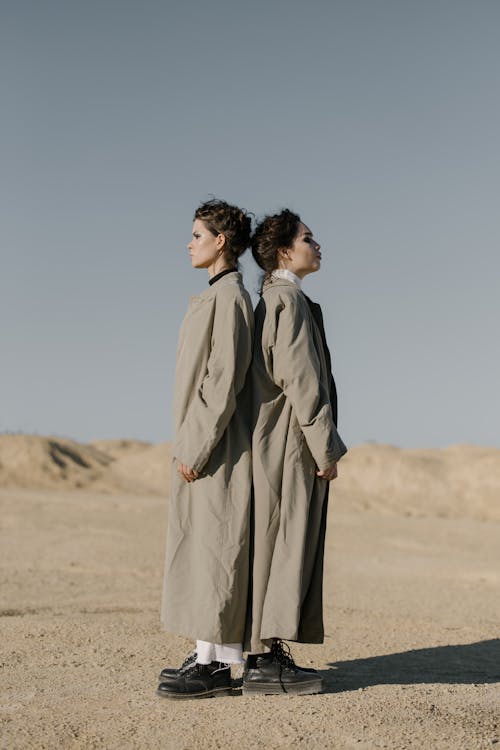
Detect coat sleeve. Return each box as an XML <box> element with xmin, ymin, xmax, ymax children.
<box><xmin>173</xmin><ymin>290</ymin><xmax>253</xmax><ymax>473</ymax></box>
<box><xmin>271</xmin><ymin>295</ymin><xmax>347</xmax><ymax>470</ymax></box>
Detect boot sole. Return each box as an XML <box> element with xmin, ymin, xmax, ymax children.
<box><xmin>156</xmin><ymin>686</ymin><xmax>233</xmax><ymax>700</ymax></box>
<box><xmin>242</xmin><ymin>679</ymin><xmax>323</xmax><ymax>696</ymax></box>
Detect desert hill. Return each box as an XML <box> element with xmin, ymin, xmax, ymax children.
<box><xmin>0</xmin><ymin>435</ymin><xmax>499</xmax><ymax>521</ymax></box>
<box><xmin>0</xmin><ymin>435</ymin><xmax>170</xmax><ymax>496</ymax></box>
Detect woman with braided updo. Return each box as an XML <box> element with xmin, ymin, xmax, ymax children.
<box><xmin>242</xmin><ymin>209</ymin><xmax>347</xmax><ymax>695</ymax></box>
<box><xmin>158</xmin><ymin>199</ymin><xmax>254</xmax><ymax>699</ymax></box>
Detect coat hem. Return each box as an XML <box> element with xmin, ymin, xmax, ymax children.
<box><xmin>259</xmin><ymin>628</ymin><xmax>325</xmax><ymax>645</ymax></box>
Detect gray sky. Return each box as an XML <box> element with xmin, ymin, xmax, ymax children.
<box><xmin>1</xmin><ymin>0</ymin><xmax>499</xmax><ymax>448</ymax></box>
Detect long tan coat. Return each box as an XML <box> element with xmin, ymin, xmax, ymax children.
<box><xmin>161</xmin><ymin>272</ymin><xmax>254</xmax><ymax>644</ymax></box>
<box><xmin>246</xmin><ymin>277</ymin><xmax>347</xmax><ymax>652</ymax></box>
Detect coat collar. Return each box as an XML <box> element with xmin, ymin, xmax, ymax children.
<box><xmin>262</xmin><ymin>275</ymin><xmax>304</xmax><ymax>294</ymax></box>
<box><xmin>192</xmin><ymin>271</ymin><xmax>243</xmax><ymax>302</ymax></box>
<box><xmin>271</xmin><ymin>269</ymin><xmax>303</xmax><ymax>288</ymax></box>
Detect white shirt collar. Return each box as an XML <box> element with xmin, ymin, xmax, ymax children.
<box><xmin>271</xmin><ymin>268</ymin><xmax>303</xmax><ymax>288</ymax></box>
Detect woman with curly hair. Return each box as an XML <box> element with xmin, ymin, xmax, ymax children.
<box><xmin>243</xmin><ymin>209</ymin><xmax>347</xmax><ymax>695</ymax></box>
<box><xmin>158</xmin><ymin>199</ymin><xmax>254</xmax><ymax>700</ymax></box>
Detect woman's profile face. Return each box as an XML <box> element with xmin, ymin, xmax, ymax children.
<box><xmin>187</xmin><ymin>219</ymin><xmax>224</xmax><ymax>269</ymax></box>
<box><xmin>283</xmin><ymin>223</ymin><xmax>322</xmax><ymax>278</ymax></box>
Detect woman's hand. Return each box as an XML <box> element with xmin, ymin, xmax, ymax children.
<box><xmin>316</xmin><ymin>463</ymin><xmax>338</xmax><ymax>481</ymax></box>
<box><xmin>177</xmin><ymin>463</ymin><xmax>200</xmax><ymax>483</ymax></box>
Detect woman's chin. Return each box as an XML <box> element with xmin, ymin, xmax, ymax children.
<box><xmin>306</xmin><ymin>262</ymin><xmax>320</xmax><ymax>275</ymax></box>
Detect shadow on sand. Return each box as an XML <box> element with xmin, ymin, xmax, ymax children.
<box><xmin>320</xmin><ymin>639</ymin><xmax>500</xmax><ymax>693</ymax></box>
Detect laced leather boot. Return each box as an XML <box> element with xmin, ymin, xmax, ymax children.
<box><xmin>157</xmin><ymin>661</ymin><xmax>232</xmax><ymax>700</ymax></box>
<box><xmin>158</xmin><ymin>649</ymin><xmax>197</xmax><ymax>681</ymax></box>
<box><xmin>242</xmin><ymin>640</ymin><xmax>323</xmax><ymax>695</ymax></box>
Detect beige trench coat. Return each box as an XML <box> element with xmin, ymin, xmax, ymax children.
<box><xmin>246</xmin><ymin>277</ymin><xmax>347</xmax><ymax>652</ymax></box>
<box><xmin>161</xmin><ymin>272</ymin><xmax>254</xmax><ymax>644</ymax></box>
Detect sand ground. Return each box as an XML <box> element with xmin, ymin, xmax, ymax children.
<box><xmin>1</xmin><ymin>483</ymin><xmax>499</xmax><ymax>750</ymax></box>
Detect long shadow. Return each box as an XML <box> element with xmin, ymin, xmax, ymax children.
<box><xmin>319</xmin><ymin>639</ymin><xmax>500</xmax><ymax>693</ymax></box>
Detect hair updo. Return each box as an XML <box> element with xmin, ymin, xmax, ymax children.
<box><xmin>251</xmin><ymin>209</ymin><xmax>302</xmax><ymax>282</ymax></box>
<box><xmin>194</xmin><ymin>199</ymin><xmax>252</xmax><ymax>266</ymax></box>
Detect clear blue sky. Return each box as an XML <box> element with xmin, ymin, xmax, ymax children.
<box><xmin>1</xmin><ymin>0</ymin><xmax>499</xmax><ymax>448</ymax></box>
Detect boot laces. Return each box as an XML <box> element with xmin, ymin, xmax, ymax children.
<box><xmin>179</xmin><ymin>650</ymin><xmax>197</xmax><ymax>673</ymax></box>
<box><xmin>271</xmin><ymin>640</ymin><xmax>297</xmax><ymax>671</ymax></box>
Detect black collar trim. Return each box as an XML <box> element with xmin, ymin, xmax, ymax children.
<box><xmin>209</xmin><ymin>268</ymin><xmax>238</xmax><ymax>286</ymax></box>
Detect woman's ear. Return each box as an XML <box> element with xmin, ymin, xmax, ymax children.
<box><xmin>215</xmin><ymin>233</ymin><xmax>227</xmax><ymax>252</ymax></box>
<box><xmin>277</xmin><ymin>247</ymin><xmax>290</xmax><ymax>267</ymax></box>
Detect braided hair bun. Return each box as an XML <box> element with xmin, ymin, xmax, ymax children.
<box><xmin>194</xmin><ymin>199</ymin><xmax>252</xmax><ymax>266</ymax></box>
<box><xmin>251</xmin><ymin>209</ymin><xmax>301</xmax><ymax>273</ymax></box>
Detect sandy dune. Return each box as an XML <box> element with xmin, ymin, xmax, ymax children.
<box><xmin>0</xmin><ymin>435</ymin><xmax>171</xmax><ymax>496</ymax></box>
<box><xmin>1</xmin><ymin>435</ymin><xmax>499</xmax><ymax>749</ymax></box>
<box><xmin>1</xmin><ymin>435</ymin><xmax>499</xmax><ymax>520</ymax></box>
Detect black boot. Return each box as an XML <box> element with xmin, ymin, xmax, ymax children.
<box><xmin>158</xmin><ymin>649</ymin><xmax>197</xmax><ymax>681</ymax></box>
<box><xmin>269</xmin><ymin>640</ymin><xmax>319</xmax><ymax>674</ymax></box>
<box><xmin>157</xmin><ymin>661</ymin><xmax>232</xmax><ymax>700</ymax></box>
<box><xmin>242</xmin><ymin>641</ymin><xmax>323</xmax><ymax>696</ymax></box>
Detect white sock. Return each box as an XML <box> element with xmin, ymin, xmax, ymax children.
<box><xmin>196</xmin><ymin>640</ymin><xmax>243</xmax><ymax>665</ymax></box>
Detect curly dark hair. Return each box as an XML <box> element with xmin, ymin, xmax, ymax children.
<box><xmin>251</xmin><ymin>209</ymin><xmax>302</xmax><ymax>279</ymax></box>
<box><xmin>194</xmin><ymin>199</ymin><xmax>252</xmax><ymax>266</ymax></box>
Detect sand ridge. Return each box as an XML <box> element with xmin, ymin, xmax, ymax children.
<box><xmin>0</xmin><ymin>435</ymin><xmax>171</xmax><ymax>496</ymax></box>
<box><xmin>1</xmin><ymin>435</ymin><xmax>499</xmax><ymax>520</ymax></box>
